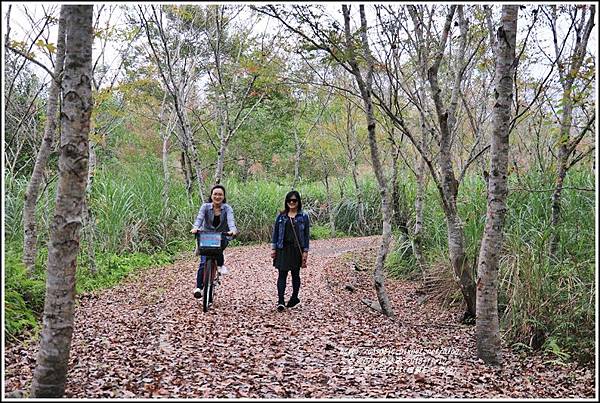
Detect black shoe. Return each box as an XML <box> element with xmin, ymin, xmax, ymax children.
<box><xmin>193</xmin><ymin>287</ymin><xmax>202</xmax><ymax>299</ymax></box>
<box><xmin>277</xmin><ymin>303</ymin><xmax>285</xmax><ymax>312</ymax></box>
<box><xmin>286</xmin><ymin>297</ymin><xmax>300</xmax><ymax>308</ymax></box>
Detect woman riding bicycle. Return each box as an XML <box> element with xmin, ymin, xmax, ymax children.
<box><xmin>191</xmin><ymin>184</ymin><xmax>238</xmax><ymax>299</ymax></box>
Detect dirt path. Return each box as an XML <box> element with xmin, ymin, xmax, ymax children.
<box><xmin>4</xmin><ymin>237</ymin><xmax>595</xmax><ymax>398</ymax></box>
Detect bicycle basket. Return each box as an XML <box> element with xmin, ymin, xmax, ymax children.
<box><xmin>197</xmin><ymin>231</ymin><xmax>222</xmax><ymax>256</ymax></box>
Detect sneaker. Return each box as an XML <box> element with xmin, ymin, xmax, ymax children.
<box><xmin>286</xmin><ymin>297</ymin><xmax>300</xmax><ymax>308</ymax></box>
<box><xmin>277</xmin><ymin>303</ymin><xmax>285</xmax><ymax>312</ymax></box>
<box><xmin>218</xmin><ymin>265</ymin><xmax>229</xmax><ymax>275</ymax></box>
<box><xmin>193</xmin><ymin>288</ymin><xmax>202</xmax><ymax>299</ymax></box>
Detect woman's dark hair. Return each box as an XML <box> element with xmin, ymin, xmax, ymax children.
<box><xmin>282</xmin><ymin>190</ymin><xmax>302</xmax><ymax>214</ymax></box>
<box><xmin>209</xmin><ymin>184</ymin><xmax>227</xmax><ymax>203</ymax></box>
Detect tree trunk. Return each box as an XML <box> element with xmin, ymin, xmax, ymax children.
<box><xmin>476</xmin><ymin>5</ymin><xmax>518</xmax><ymax>366</ymax></box>
<box><xmin>158</xmin><ymin>94</ymin><xmax>172</xmax><ymax>207</ymax></box>
<box><xmin>162</xmin><ymin>135</ymin><xmax>170</xmax><ymax>202</ymax></box>
<box><xmin>30</xmin><ymin>5</ymin><xmax>93</xmax><ymax>397</ymax></box>
<box><xmin>390</xmin><ymin>145</ymin><xmax>409</xmax><ymax>237</ymax></box>
<box><xmin>427</xmin><ymin>5</ymin><xmax>476</xmax><ymax>319</ymax></box>
<box><xmin>346</xmin><ymin>104</ymin><xmax>365</xmax><ymax>234</ymax></box>
<box><xmin>413</xmin><ymin>154</ymin><xmax>428</xmax><ymax>271</ymax></box>
<box><xmin>293</xmin><ymin>129</ymin><xmax>301</xmax><ymax>188</ymax></box>
<box><xmin>241</xmin><ymin>157</ymin><xmax>251</xmax><ymax>182</ymax></box>
<box><xmin>324</xmin><ymin>174</ymin><xmax>336</xmax><ymax>236</ymax></box>
<box><xmin>23</xmin><ymin>6</ymin><xmax>67</xmax><ymax>275</ymax></box>
<box><xmin>81</xmin><ymin>139</ymin><xmax>97</xmax><ymax>275</ymax></box>
<box><xmin>180</xmin><ymin>151</ymin><xmax>192</xmax><ymax>196</ymax></box>
<box><xmin>549</xmin><ymin>146</ymin><xmax>568</xmax><ymax>255</ymax></box>
<box><xmin>548</xmin><ymin>5</ymin><xmax>595</xmax><ymax>255</ymax></box>
<box><xmin>214</xmin><ymin>134</ymin><xmax>228</xmax><ymax>185</ymax></box>
<box><xmin>447</xmin><ymin>212</ymin><xmax>476</xmax><ymax>319</ymax></box>
<box><xmin>351</xmin><ymin>164</ymin><xmax>366</xmax><ymax>235</ymax></box>
<box><xmin>343</xmin><ymin>5</ymin><xmax>394</xmax><ymax>318</ymax></box>
<box><xmin>391</xmin><ymin>146</ymin><xmax>401</xmax><ymax>229</ymax></box>
<box><xmin>179</xmin><ymin>111</ymin><xmax>206</xmax><ymax>202</ymax></box>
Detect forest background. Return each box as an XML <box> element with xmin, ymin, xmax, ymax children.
<box><xmin>3</xmin><ymin>2</ymin><xmax>597</xmax><ymax>368</ymax></box>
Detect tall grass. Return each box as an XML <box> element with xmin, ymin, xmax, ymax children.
<box><xmin>499</xmin><ymin>169</ymin><xmax>595</xmax><ymax>363</ymax></box>
<box><xmin>223</xmin><ymin>179</ymin><xmax>285</xmax><ymax>243</ymax></box>
<box><xmin>386</xmin><ymin>168</ymin><xmax>595</xmax><ymax>363</ymax></box>
<box><xmin>4</xmin><ymin>173</ymin><xmax>56</xmax><ymax>246</ymax></box>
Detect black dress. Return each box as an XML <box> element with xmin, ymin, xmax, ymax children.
<box><xmin>274</xmin><ymin>217</ymin><xmax>302</xmax><ymax>271</ymax></box>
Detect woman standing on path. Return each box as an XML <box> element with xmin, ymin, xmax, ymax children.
<box><xmin>191</xmin><ymin>184</ymin><xmax>238</xmax><ymax>299</ymax></box>
<box><xmin>271</xmin><ymin>190</ymin><xmax>310</xmax><ymax>311</ymax></box>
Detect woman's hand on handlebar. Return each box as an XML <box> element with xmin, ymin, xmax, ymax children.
<box><xmin>191</xmin><ymin>228</ymin><xmax>198</xmax><ymax>234</ymax></box>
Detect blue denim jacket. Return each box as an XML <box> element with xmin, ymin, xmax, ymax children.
<box><xmin>193</xmin><ymin>203</ymin><xmax>238</xmax><ymax>234</ymax></box>
<box><xmin>271</xmin><ymin>211</ymin><xmax>310</xmax><ymax>252</ymax></box>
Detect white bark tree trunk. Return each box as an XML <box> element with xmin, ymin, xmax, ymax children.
<box><xmin>30</xmin><ymin>5</ymin><xmax>93</xmax><ymax>397</ymax></box>
<box><xmin>81</xmin><ymin>140</ymin><xmax>97</xmax><ymax>274</ymax></box>
<box><xmin>139</xmin><ymin>5</ymin><xmax>207</xmax><ymax>201</ymax></box>
<box><xmin>476</xmin><ymin>4</ymin><xmax>518</xmax><ymax>366</ymax></box>
<box><xmin>413</xmin><ymin>153</ymin><xmax>428</xmax><ymax>271</ymax></box>
<box><xmin>345</xmin><ymin>102</ymin><xmax>366</xmax><ymax>233</ymax></box>
<box><xmin>179</xmin><ymin>104</ymin><xmax>206</xmax><ymax>201</ymax></box>
<box><xmin>208</xmin><ymin>5</ymin><xmax>266</xmax><ymax>185</ymax></box>
<box><xmin>549</xmin><ymin>5</ymin><xmax>595</xmax><ymax>255</ymax></box>
<box><xmin>343</xmin><ymin>5</ymin><xmax>395</xmax><ymax>317</ymax></box>
<box><xmin>293</xmin><ymin>129</ymin><xmax>301</xmax><ymax>188</ymax></box>
<box><xmin>427</xmin><ymin>5</ymin><xmax>477</xmax><ymax>319</ymax></box>
<box><xmin>23</xmin><ymin>6</ymin><xmax>66</xmax><ymax>275</ymax></box>
<box><xmin>215</xmin><ymin>127</ymin><xmax>228</xmax><ymax>184</ymax></box>
<box><xmin>158</xmin><ymin>95</ymin><xmax>174</xmax><ymax>207</ymax></box>
<box><xmin>162</xmin><ymin>135</ymin><xmax>170</xmax><ymax>200</ymax></box>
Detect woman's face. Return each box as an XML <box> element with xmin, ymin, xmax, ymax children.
<box><xmin>211</xmin><ymin>188</ymin><xmax>225</xmax><ymax>205</ymax></box>
<box><xmin>286</xmin><ymin>195</ymin><xmax>299</xmax><ymax>209</ymax></box>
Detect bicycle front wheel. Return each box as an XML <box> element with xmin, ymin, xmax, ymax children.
<box><xmin>203</xmin><ymin>259</ymin><xmax>214</xmax><ymax>312</ymax></box>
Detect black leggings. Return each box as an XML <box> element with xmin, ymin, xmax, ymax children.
<box><xmin>277</xmin><ymin>268</ymin><xmax>300</xmax><ymax>304</ymax></box>
<box><xmin>196</xmin><ymin>253</ymin><xmax>224</xmax><ymax>289</ymax></box>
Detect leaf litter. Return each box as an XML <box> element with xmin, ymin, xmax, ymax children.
<box><xmin>3</xmin><ymin>236</ymin><xmax>595</xmax><ymax>398</ymax></box>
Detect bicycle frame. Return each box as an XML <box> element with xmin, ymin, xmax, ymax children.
<box><xmin>202</xmin><ymin>256</ymin><xmax>219</xmax><ymax>312</ymax></box>
<box><xmin>195</xmin><ymin>231</ymin><xmax>227</xmax><ymax>312</ymax></box>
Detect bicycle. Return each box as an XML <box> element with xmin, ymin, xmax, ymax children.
<box><xmin>195</xmin><ymin>230</ymin><xmax>230</xmax><ymax>312</ymax></box>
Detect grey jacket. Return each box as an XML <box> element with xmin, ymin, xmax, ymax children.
<box><xmin>193</xmin><ymin>203</ymin><xmax>238</xmax><ymax>233</ymax></box>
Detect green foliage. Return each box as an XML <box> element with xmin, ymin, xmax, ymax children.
<box><xmin>385</xmin><ymin>233</ymin><xmax>419</xmax><ymax>279</ymax></box>
<box><xmin>3</xmin><ymin>242</ymin><xmax>174</xmax><ymax>340</ymax></box>
<box><xmin>383</xmin><ymin>168</ymin><xmax>594</xmax><ymax>363</ymax></box>
<box><xmin>543</xmin><ymin>337</ymin><xmax>571</xmax><ymax>364</ymax></box>
<box><xmin>76</xmin><ymin>251</ymin><xmax>174</xmax><ymax>293</ymax></box>
<box><xmin>310</xmin><ymin>224</ymin><xmax>345</xmax><ymax>240</ymax></box>
<box><xmin>4</xmin><ymin>290</ymin><xmax>38</xmax><ymax>340</ymax></box>
<box><xmin>93</xmin><ymin>172</ymin><xmax>135</xmax><ymax>252</ymax></box>
<box><xmin>90</xmin><ymin>155</ymin><xmax>197</xmax><ymax>254</ymax></box>
<box><xmin>4</xmin><ymin>174</ymin><xmax>28</xmax><ymax>245</ymax></box>
<box><xmin>333</xmin><ymin>177</ymin><xmax>382</xmax><ymax>236</ymax></box>
<box><xmin>221</xmin><ymin>178</ymin><xmax>284</xmax><ymax>243</ymax></box>
<box><xmin>3</xmin><ymin>246</ymin><xmax>45</xmax><ymax>339</ymax></box>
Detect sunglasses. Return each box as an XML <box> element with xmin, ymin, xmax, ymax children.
<box><xmin>287</xmin><ymin>199</ymin><xmax>298</xmax><ymax>203</ymax></box>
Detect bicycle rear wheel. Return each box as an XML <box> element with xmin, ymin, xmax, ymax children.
<box><xmin>203</xmin><ymin>259</ymin><xmax>213</xmax><ymax>312</ymax></box>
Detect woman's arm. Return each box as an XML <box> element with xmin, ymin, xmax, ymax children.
<box><xmin>271</xmin><ymin>214</ymin><xmax>279</xmax><ymax>250</ymax></box>
<box><xmin>192</xmin><ymin>203</ymin><xmax>207</xmax><ymax>231</ymax></box>
<box><xmin>225</xmin><ymin>204</ymin><xmax>238</xmax><ymax>235</ymax></box>
<box><xmin>303</xmin><ymin>213</ymin><xmax>310</xmax><ymax>252</ymax></box>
